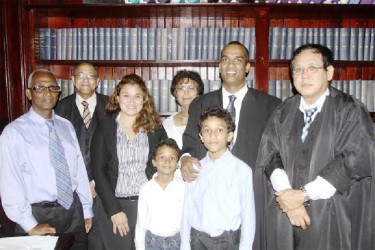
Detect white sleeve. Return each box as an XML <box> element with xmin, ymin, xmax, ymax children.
<box><xmin>269</xmin><ymin>169</ymin><xmax>292</xmax><ymax>192</ymax></box>
<box><xmin>304</xmin><ymin>176</ymin><xmax>337</xmax><ymax>200</ymax></box>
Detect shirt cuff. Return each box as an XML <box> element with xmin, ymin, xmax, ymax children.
<box><xmin>304</xmin><ymin>176</ymin><xmax>337</xmax><ymax>200</ymax></box>
<box><xmin>270</xmin><ymin>169</ymin><xmax>292</xmax><ymax>192</ymax></box>
<box><xmin>83</xmin><ymin>207</ymin><xmax>94</xmax><ymax>219</ymax></box>
<box><xmin>20</xmin><ymin>214</ymin><xmax>39</xmax><ymax>233</ymax></box>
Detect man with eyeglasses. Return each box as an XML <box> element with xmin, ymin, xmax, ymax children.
<box><xmin>55</xmin><ymin>62</ymin><xmax>108</xmax><ymax>249</ymax></box>
<box><xmin>257</xmin><ymin>44</ymin><xmax>375</xmax><ymax>249</ymax></box>
<box><xmin>0</xmin><ymin>69</ymin><xmax>93</xmax><ymax>249</ymax></box>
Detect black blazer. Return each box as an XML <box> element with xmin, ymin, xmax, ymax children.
<box><xmin>91</xmin><ymin>112</ymin><xmax>167</xmax><ymax>217</ymax></box>
<box><xmin>55</xmin><ymin>92</ymin><xmax>109</xmax><ymax>180</ymax></box>
<box><xmin>182</xmin><ymin>87</ymin><xmax>281</xmax><ymax>170</ymax></box>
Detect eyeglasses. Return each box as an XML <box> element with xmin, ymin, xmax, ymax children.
<box><xmin>74</xmin><ymin>72</ymin><xmax>98</xmax><ymax>80</ymax></box>
<box><xmin>176</xmin><ymin>85</ymin><xmax>197</xmax><ymax>93</ymax></box>
<box><xmin>292</xmin><ymin>66</ymin><xmax>324</xmax><ymax>75</ymax></box>
<box><xmin>31</xmin><ymin>85</ymin><xmax>60</xmax><ymax>93</ymax></box>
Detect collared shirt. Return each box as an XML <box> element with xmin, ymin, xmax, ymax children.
<box><xmin>75</xmin><ymin>92</ymin><xmax>97</xmax><ymax>117</ymax></box>
<box><xmin>270</xmin><ymin>89</ymin><xmax>336</xmax><ymax>200</ymax></box>
<box><xmin>114</xmin><ymin>114</ymin><xmax>149</xmax><ymax>197</ymax></box>
<box><xmin>135</xmin><ymin>172</ymin><xmax>185</xmax><ymax>250</ymax></box>
<box><xmin>222</xmin><ymin>84</ymin><xmax>248</xmax><ymax>144</ymax></box>
<box><xmin>0</xmin><ymin>108</ymin><xmax>93</xmax><ymax>232</ymax></box>
<box><xmin>298</xmin><ymin>88</ymin><xmax>329</xmax><ymax>123</ymax></box>
<box><xmin>181</xmin><ymin>150</ymin><xmax>255</xmax><ymax>250</ymax></box>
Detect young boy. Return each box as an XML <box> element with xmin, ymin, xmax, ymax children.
<box><xmin>135</xmin><ymin>138</ymin><xmax>185</xmax><ymax>250</ymax></box>
<box><xmin>180</xmin><ymin>107</ymin><xmax>255</xmax><ymax>250</ymax></box>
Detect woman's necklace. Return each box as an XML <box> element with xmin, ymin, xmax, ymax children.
<box><xmin>179</xmin><ymin>112</ymin><xmax>189</xmax><ymax>120</ymax></box>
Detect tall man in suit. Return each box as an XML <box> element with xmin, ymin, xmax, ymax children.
<box><xmin>55</xmin><ymin>62</ymin><xmax>109</xmax><ymax>249</ymax></box>
<box><xmin>181</xmin><ymin>41</ymin><xmax>281</xmax><ymax>249</ymax></box>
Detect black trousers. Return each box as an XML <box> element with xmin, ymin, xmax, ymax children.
<box><xmin>96</xmin><ymin>196</ymin><xmax>138</xmax><ymax>250</ymax></box>
<box><xmin>190</xmin><ymin>227</ymin><xmax>241</xmax><ymax>250</ymax></box>
<box><xmin>15</xmin><ymin>193</ymin><xmax>87</xmax><ymax>250</ymax></box>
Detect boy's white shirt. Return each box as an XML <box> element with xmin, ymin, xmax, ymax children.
<box><xmin>135</xmin><ymin>171</ymin><xmax>185</xmax><ymax>250</ymax></box>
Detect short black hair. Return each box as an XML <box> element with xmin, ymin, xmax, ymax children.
<box><xmin>151</xmin><ymin>138</ymin><xmax>181</xmax><ymax>160</ymax></box>
<box><xmin>170</xmin><ymin>70</ymin><xmax>204</xmax><ymax>98</ymax></box>
<box><xmin>290</xmin><ymin>44</ymin><xmax>334</xmax><ymax>71</ymax></box>
<box><xmin>221</xmin><ymin>41</ymin><xmax>249</xmax><ymax>60</ymax></box>
<box><xmin>198</xmin><ymin>107</ymin><xmax>236</xmax><ymax>133</ymax></box>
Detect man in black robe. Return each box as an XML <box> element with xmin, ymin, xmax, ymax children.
<box><xmin>256</xmin><ymin>44</ymin><xmax>375</xmax><ymax>249</ymax></box>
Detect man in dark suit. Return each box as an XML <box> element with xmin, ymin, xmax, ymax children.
<box><xmin>55</xmin><ymin>62</ymin><xmax>109</xmax><ymax>249</ymax></box>
<box><xmin>181</xmin><ymin>41</ymin><xmax>281</xmax><ymax>249</ymax></box>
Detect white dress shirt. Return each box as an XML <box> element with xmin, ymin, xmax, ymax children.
<box><xmin>75</xmin><ymin>92</ymin><xmax>97</xmax><ymax>116</ymax></box>
<box><xmin>135</xmin><ymin>172</ymin><xmax>185</xmax><ymax>250</ymax></box>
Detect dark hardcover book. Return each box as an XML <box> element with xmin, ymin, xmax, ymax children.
<box><xmin>71</xmin><ymin>28</ymin><xmax>77</xmax><ymax>60</ymax></box>
<box><xmin>325</xmin><ymin>27</ymin><xmax>334</xmax><ymax>52</ymax></box>
<box><xmin>148</xmin><ymin>28</ymin><xmax>156</xmax><ymax>60</ymax></box>
<box><xmin>339</xmin><ymin>28</ymin><xmax>350</xmax><ymax>60</ymax></box>
<box><xmin>349</xmin><ymin>28</ymin><xmax>358</xmax><ymax>61</ymax></box>
<box><xmin>104</xmin><ymin>27</ymin><xmax>111</xmax><ymax>60</ymax></box>
<box><xmin>363</xmin><ymin>28</ymin><xmax>370</xmax><ymax>61</ymax></box>
<box><xmin>357</xmin><ymin>28</ymin><xmax>364</xmax><ymax>61</ymax></box>
<box><xmin>123</xmin><ymin>27</ymin><xmax>130</xmax><ymax>60</ymax></box>
<box><xmin>38</xmin><ymin>28</ymin><xmax>47</xmax><ymax>60</ymax></box>
<box><xmin>50</xmin><ymin>28</ymin><xmax>57</xmax><ymax>60</ymax></box>
<box><xmin>285</xmin><ymin>28</ymin><xmax>294</xmax><ymax>60</ymax></box>
<box><xmin>116</xmin><ymin>27</ymin><xmax>123</xmax><ymax>60</ymax></box>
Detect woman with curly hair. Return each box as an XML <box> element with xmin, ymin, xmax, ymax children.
<box><xmin>91</xmin><ymin>74</ymin><xmax>167</xmax><ymax>249</ymax></box>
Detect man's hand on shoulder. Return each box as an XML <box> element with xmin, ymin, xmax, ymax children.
<box><xmin>180</xmin><ymin>155</ymin><xmax>201</xmax><ymax>182</ymax></box>
<box><xmin>28</xmin><ymin>224</ymin><xmax>56</xmax><ymax>236</ymax></box>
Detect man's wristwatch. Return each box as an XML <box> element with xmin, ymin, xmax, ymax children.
<box><xmin>300</xmin><ymin>186</ymin><xmax>311</xmax><ymax>207</ymax></box>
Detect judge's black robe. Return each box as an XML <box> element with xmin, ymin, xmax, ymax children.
<box><xmin>256</xmin><ymin>87</ymin><xmax>375</xmax><ymax>250</ymax></box>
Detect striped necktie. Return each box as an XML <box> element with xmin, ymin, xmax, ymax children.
<box><xmin>82</xmin><ymin>101</ymin><xmax>91</xmax><ymax>128</ymax></box>
<box><xmin>46</xmin><ymin>120</ymin><xmax>74</xmax><ymax>210</ymax></box>
<box><xmin>301</xmin><ymin>107</ymin><xmax>317</xmax><ymax>142</ymax></box>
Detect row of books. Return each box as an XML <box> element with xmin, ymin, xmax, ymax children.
<box><xmin>269</xmin><ymin>27</ymin><xmax>375</xmax><ymax>61</ymax></box>
<box><xmin>37</xmin><ymin>27</ymin><xmax>255</xmax><ymax>61</ymax></box>
<box><xmin>269</xmin><ymin>79</ymin><xmax>375</xmax><ymax>111</ymax></box>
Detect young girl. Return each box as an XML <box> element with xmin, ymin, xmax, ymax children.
<box><xmin>135</xmin><ymin>138</ymin><xmax>185</xmax><ymax>250</ymax></box>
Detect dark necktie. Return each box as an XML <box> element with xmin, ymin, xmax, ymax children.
<box><xmin>46</xmin><ymin>120</ymin><xmax>74</xmax><ymax>209</ymax></box>
<box><xmin>301</xmin><ymin>107</ymin><xmax>317</xmax><ymax>142</ymax></box>
<box><xmin>82</xmin><ymin>101</ymin><xmax>91</xmax><ymax>128</ymax></box>
<box><xmin>227</xmin><ymin>95</ymin><xmax>236</xmax><ymax>150</ymax></box>
<box><xmin>227</xmin><ymin>95</ymin><xmax>236</xmax><ymax>121</ymax></box>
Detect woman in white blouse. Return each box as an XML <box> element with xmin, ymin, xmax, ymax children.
<box><xmin>163</xmin><ymin>70</ymin><xmax>204</xmax><ymax>149</ymax></box>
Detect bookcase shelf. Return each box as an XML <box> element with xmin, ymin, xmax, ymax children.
<box><xmin>19</xmin><ymin>1</ymin><xmax>375</xmax><ymax>118</ymax></box>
